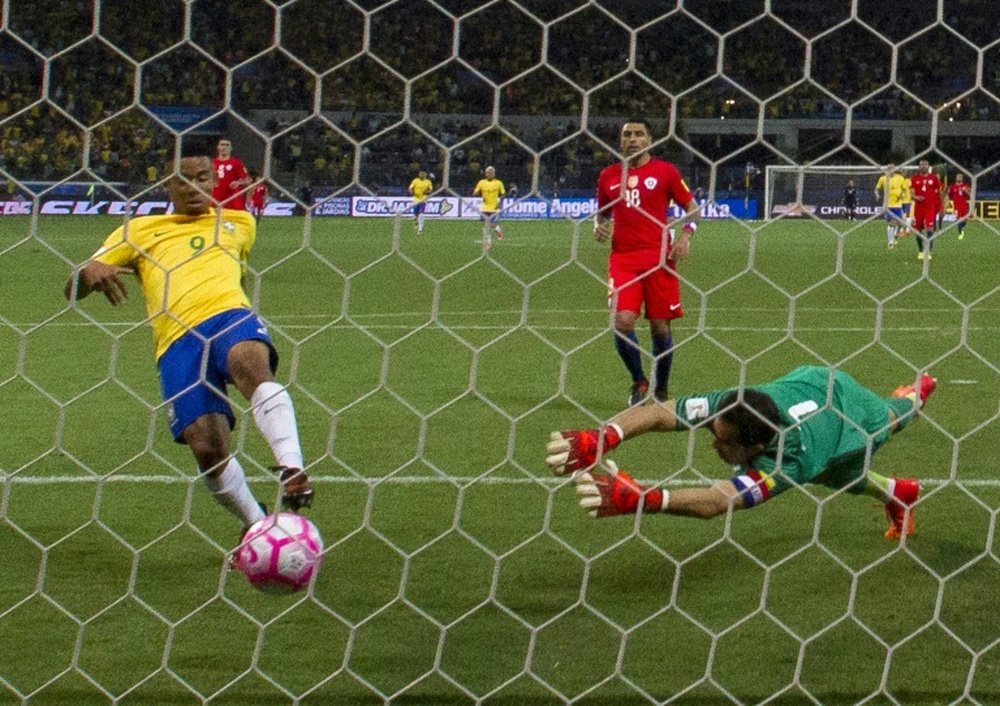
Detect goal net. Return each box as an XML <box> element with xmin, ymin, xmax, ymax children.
<box><xmin>2</xmin><ymin>1</ymin><xmax>998</xmax><ymax>704</ymax></box>
<box><xmin>764</xmin><ymin>165</ymin><xmax>888</xmax><ymax>220</ymax></box>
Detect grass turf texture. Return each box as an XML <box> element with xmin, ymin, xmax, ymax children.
<box><xmin>2</xmin><ymin>214</ymin><xmax>1000</xmax><ymax>704</ymax></box>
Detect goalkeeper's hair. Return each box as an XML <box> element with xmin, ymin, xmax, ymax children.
<box><xmin>718</xmin><ymin>389</ymin><xmax>783</xmax><ymax>447</ymax></box>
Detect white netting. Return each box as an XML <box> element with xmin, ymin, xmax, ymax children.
<box><xmin>3</xmin><ymin>1</ymin><xmax>1000</xmax><ymax>704</ymax></box>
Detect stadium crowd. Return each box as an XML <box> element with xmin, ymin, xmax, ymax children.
<box><xmin>2</xmin><ymin>0</ymin><xmax>998</xmax><ymax>199</ymax></box>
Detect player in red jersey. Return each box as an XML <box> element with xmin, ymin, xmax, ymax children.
<box><xmin>212</xmin><ymin>138</ymin><xmax>250</xmax><ymax>210</ymax></box>
<box><xmin>947</xmin><ymin>172</ymin><xmax>971</xmax><ymax>240</ymax></box>
<box><xmin>909</xmin><ymin>160</ymin><xmax>943</xmax><ymax>260</ymax></box>
<box><xmin>595</xmin><ymin>119</ymin><xmax>700</xmax><ymax>406</ymax></box>
<box><xmin>247</xmin><ymin>170</ymin><xmax>268</xmax><ymax>221</ymax></box>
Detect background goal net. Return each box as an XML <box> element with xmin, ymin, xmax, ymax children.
<box><xmin>2</xmin><ymin>1</ymin><xmax>1000</xmax><ymax>704</ymax></box>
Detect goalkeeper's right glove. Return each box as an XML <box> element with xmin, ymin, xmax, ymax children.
<box><xmin>575</xmin><ymin>462</ymin><xmax>666</xmax><ymax>518</ymax></box>
<box><xmin>545</xmin><ymin>424</ymin><xmax>623</xmax><ymax>475</ymax></box>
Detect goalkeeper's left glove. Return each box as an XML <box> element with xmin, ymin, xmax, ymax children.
<box><xmin>574</xmin><ymin>462</ymin><xmax>666</xmax><ymax>518</ymax></box>
<box><xmin>546</xmin><ymin>424</ymin><xmax>623</xmax><ymax>475</ymax></box>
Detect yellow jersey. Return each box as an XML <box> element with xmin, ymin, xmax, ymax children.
<box><xmin>409</xmin><ymin>177</ymin><xmax>433</xmax><ymax>204</ymax></box>
<box><xmin>92</xmin><ymin>208</ymin><xmax>256</xmax><ymax>359</ymax></box>
<box><xmin>473</xmin><ymin>177</ymin><xmax>505</xmax><ymax>213</ymax></box>
<box><xmin>875</xmin><ymin>173</ymin><xmax>907</xmax><ymax>208</ymax></box>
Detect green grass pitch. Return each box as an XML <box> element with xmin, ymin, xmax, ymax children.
<box><xmin>2</xmin><ymin>213</ymin><xmax>1000</xmax><ymax>704</ymax></box>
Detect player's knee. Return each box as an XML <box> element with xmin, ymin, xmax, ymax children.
<box><xmin>185</xmin><ymin>428</ymin><xmax>230</xmax><ymax>474</ymax></box>
<box><xmin>614</xmin><ymin>312</ymin><xmax>637</xmax><ymax>333</ymax></box>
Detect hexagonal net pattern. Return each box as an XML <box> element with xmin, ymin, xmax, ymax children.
<box><xmin>3</xmin><ymin>0</ymin><xmax>1000</xmax><ymax>704</ymax></box>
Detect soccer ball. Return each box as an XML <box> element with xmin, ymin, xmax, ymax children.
<box><xmin>233</xmin><ymin>513</ymin><xmax>324</xmax><ymax>594</ymax></box>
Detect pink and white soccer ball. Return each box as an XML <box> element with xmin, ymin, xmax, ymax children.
<box><xmin>234</xmin><ymin>513</ymin><xmax>323</xmax><ymax>594</ymax></box>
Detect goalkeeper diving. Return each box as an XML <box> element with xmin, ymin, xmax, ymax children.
<box><xmin>545</xmin><ymin>366</ymin><xmax>936</xmax><ymax>540</ymax></box>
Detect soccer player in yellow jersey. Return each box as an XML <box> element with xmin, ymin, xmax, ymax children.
<box><xmin>473</xmin><ymin>165</ymin><xmax>506</xmax><ymax>250</ymax></box>
<box><xmin>408</xmin><ymin>170</ymin><xmax>433</xmax><ymax>233</ymax></box>
<box><xmin>874</xmin><ymin>164</ymin><xmax>908</xmax><ymax>249</ymax></box>
<box><xmin>64</xmin><ymin>143</ymin><xmax>313</xmax><ymax>537</ymax></box>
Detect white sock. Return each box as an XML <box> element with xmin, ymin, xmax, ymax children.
<box><xmin>203</xmin><ymin>458</ymin><xmax>266</xmax><ymax>526</ymax></box>
<box><xmin>251</xmin><ymin>381</ymin><xmax>304</xmax><ymax>470</ymax></box>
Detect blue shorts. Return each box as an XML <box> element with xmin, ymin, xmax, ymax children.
<box><xmin>885</xmin><ymin>206</ymin><xmax>906</xmax><ymax>223</ymax></box>
<box><xmin>480</xmin><ymin>211</ymin><xmax>500</xmax><ymax>224</ymax></box>
<box><xmin>413</xmin><ymin>202</ymin><xmax>426</xmax><ymax>215</ymax></box>
<box><xmin>158</xmin><ymin>309</ymin><xmax>278</xmax><ymax>441</ymax></box>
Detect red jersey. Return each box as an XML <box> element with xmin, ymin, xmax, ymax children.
<box><xmin>212</xmin><ymin>156</ymin><xmax>248</xmax><ymax>210</ymax></box>
<box><xmin>948</xmin><ymin>181</ymin><xmax>970</xmax><ymax>215</ymax></box>
<box><xmin>596</xmin><ymin>157</ymin><xmax>693</xmax><ymax>254</ymax></box>
<box><xmin>249</xmin><ymin>183</ymin><xmax>267</xmax><ymax>212</ymax></box>
<box><xmin>910</xmin><ymin>172</ymin><xmax>942</xmax><ymax>212</ymax></box>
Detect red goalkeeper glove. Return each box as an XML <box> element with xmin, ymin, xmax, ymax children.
<box><xmin>574</xmin><ymin>462</ymin><xmax>666</xmax><ymax>518</ymax></box>
<box><xmin>545</xmin><ymin>424</ymin><xmax>623</xmax><ymax>475</ymax></box>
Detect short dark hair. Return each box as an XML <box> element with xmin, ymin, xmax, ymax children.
<box><xmin>718</xmin><ymin>389</ymin><xmax>783</xmax><ymax>447</ymax></box>
<box><xmin>622</xmin><ymin>118</ymin><xmax>653</xmax><ymax>134</ymax></box>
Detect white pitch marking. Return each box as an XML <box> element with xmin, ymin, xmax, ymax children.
<box><xmin>2</xmin><ymin>475</ymin><xmax>997</xmax><ymax>488</ymax></box>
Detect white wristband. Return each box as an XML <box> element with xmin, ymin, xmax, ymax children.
<box><xmin>660</xmin><ymin>489</ymin><xmax>670</xmax><ymax>512</ymax></box>
<box><xmin>682</xmin><ymin>222</ymin><xmax>697</xmax><ymax>234</ymax></box>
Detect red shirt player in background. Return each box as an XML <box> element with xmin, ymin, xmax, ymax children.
<box><xmin>212</xmin><ymin>138</ymin><xmax>249</xmax><ymax>210</ymax></box>
<box><xmin>909</xmin><ymin>159</ymin><xmax>943</xmax><ymax>260</ymax></box>
<box><xmin>947</xmin><ymin>172</ymin><xmax>971</xmax><ymax>241</ymax></box>
<box><xmin>595</xmin><ymin>119</ymin><xmax>700</xmax><ymax>406</ymax></box>
<box><xmin>247</xmin><ymin>170</ymin><xmax>268</xmax><ymax>221</ymax></box>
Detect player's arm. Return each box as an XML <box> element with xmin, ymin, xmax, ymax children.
<box><xmin>670</xmin><ymin>198</ymin><xmax>700</xmax><ymax>260</ymax></box>
<box><xmin>546</xmin><ymin>400</ymin><xmax>683</xmax><ymax>475</ymax></box>
<box><xmin>574</xmin><ymin>462</ymin><xmax>743</xmax><ymax>519</ymax></box>
<box><xmin>65</xmin><ymin>260</ymin><xmax>132</xmax><ymax>306</ymax></box>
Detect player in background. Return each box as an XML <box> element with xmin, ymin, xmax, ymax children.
<box><xmin>947</xmin><ymin>172</ymin><xmax>971</xmax><ymax>240</ymax></box>
<box><xmin>473</xmin><ymin>166</ymin><xmax>505</xmax><ymax>249</ymax></box>
<box><xmin>842</xmin><ymin>179</ymin><xmax>857</xmax><ymax>222</ymax></box>
<box><xmin>408</xmin><ymin>170</ymin><xmax>433</xmax><ymax>233</ymax></box>
<box><xmin>247</xmin><ymin>170</ymin><xmax>268</xmax><ymax>222</ymax></box>
<box><xmin>64</xmin><ymin>142</ymin><xmax>314</xmax><ymax>538</ymax></box>
<box><xmin>901</xmin><ymin>170</ymin><xmax>914</xmax><ymax>237</ymax></box>
<box><xmin>212</xmin><ymin>138</ymin><xmax>250</xmax><ymax>210</ymax></box>
<box><xmin>910</xmin><ymin>159</ymin><xmax>943</xmax><ymax>260</ymax></box>
<box><xmin>546</xmin><ymin>366</ymin><xmax>936</xmax><ymax>541</ymax></box>
<box><xmin>595</xmin><ymin>119</ymin><xmax>700</xmax><ymax>406</ymax></box>
<box><xmin>874</xmin><ymin>164</ymin><xmax>907</xmax><ymax>249</ymax></box>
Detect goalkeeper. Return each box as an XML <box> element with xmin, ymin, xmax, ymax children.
<box><xmin>546</xmin><ymin>366</ymin><xmax>935</xmax><ymax>540</ymax></box>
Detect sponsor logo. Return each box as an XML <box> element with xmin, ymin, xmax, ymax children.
<box><xmin>2</xmin><ymin>201</ymin><xmax>32</xmax><ymax>215</ymax></box>
<box><xmin>550</xmin><ymin>199</ymin><xmax>599</xmax><ymax>219</ymax></box>
<box><xmin>627</xmin><ymin>176</ymin><xmax>639</xmax><ymax>188</ymax></box>
<box><xmin>771</xmin><ymin>202</ymin><xmax>817</xmax><ymax>217</ymax></box>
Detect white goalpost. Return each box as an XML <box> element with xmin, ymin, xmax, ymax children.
<box><xmin>764</xmin><ymin>165</ymin><xmax>889</xmax><ymax>220</ymax></box>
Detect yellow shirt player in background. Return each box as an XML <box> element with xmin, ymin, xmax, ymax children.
<box><xmin>473</xmin><ymin>165</ymin><xmax>506</xmax><ymax>250</ymax></box>
<box><xmin>874</xmin><ymin>164</ymin><xmax>908</xmax><ymax>249</ymax></box>
<box><xmin>901</xmin><ymin>172</ymin><xmax>913</xmax><ymax>239</ymax></box>
<box><xmin>408</xmin><ymin>170</ymin><xmax>433</xmax><ymax>234</ymax></box>
<box><xmin>64</xmin><ymin>142</ymin><xmax>313</xmax><ymax>538</ymax></box>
